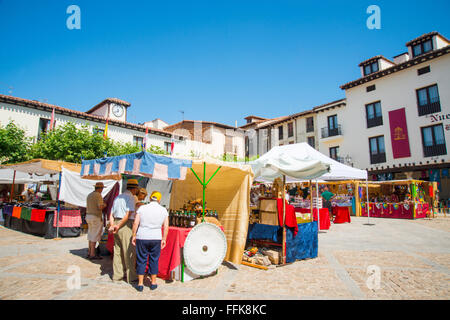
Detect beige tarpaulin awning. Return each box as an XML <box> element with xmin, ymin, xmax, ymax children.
<box><xmin>0</xmin><ymin>159</ymin><xmax>81</xmax><ymax>175</ymax></box>
<box><xmin>170</xmin><ymin>158</ymin><xmax>254</xmax><ymax>266</ymax></box>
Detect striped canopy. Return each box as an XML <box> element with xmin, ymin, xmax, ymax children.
<box><xmin>81</xmin><ymin>151</ymin><xmax>192</xmax><ymax>181</ymax></box>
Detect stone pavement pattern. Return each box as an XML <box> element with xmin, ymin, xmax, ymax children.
<box><xmin>0</xmin><ymin>216</ymin><xmax>449</xmax><ymax>300</ymax></box>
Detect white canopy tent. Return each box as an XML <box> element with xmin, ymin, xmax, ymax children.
<box><xmin>0</xmin><ymin>168</ymin><xmax>58</xmax><ymax>184</ymax></box>
<box><xmin>252</xmin><ymin>143</ymin><xmax>367</xmax><ymax>182</ymax></box>
<box><xmin>249</xmin><ymin>143</ymin><xmax>332</xmax><ymax>264</ymax></box>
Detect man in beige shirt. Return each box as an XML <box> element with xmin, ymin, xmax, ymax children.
<box><xmin>86</xmin><ymin>182</ymin><xmax>107</xmax><ymax>260</ymax></box>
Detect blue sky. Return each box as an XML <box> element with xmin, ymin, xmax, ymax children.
<box><xmin>1</xmin><ymin>0</ymin><xmax>449</xmax><ymax>127</ymax></box>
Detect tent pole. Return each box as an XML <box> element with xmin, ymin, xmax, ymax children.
<box><xmin>309</xmin><ymin>180</ymin><xmax>312</xmax><ymax>222</ymax></box>
<box><xmin>55</xmin><ymin>171</ymin><xmax>62</xmax><ymax>239</ymax></box>
<box><xmin>316</xmin><ymin>180</ymin><xmax>320</xmax><ymax>231</ymax></box>
<box><xmin>10</xmin><ymin>170</ymin><xmax>16</xmax><ymax>202</ymax></box>
<box><xmin>366</xmin><ymin>178</ymin><xmax>370</xmax><ymax>225</ymax></box>
<box><xmin>282</xmin><ymin>175</ymin><xmax>286</xmax><ymax>265</ymax></box>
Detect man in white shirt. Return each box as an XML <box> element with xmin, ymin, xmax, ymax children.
<box><xmin>109</xmin><ymin>179</ymin><xmax>140</xmax><ymax>283</ymax></box>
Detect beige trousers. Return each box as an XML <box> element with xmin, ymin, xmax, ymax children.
<box><xmin>113</xmin><ymin>220</ymin><xmax>137</xmax><ymax>283</ymax></box>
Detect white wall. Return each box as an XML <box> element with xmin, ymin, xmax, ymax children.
<box><xmin>343</xmin><ymin>54</ymin><xmax>450</xmax><ymax>171</ymax></box>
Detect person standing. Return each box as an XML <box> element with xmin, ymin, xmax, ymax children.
<box><xmin>132</xmin><ymin>191</ymin><xmax>168</xmax><ymax>291</ymax></box>
<box><xmin>108</xmin><ymin>179</ymin><xmax>140</xmax><ymax>283</ymax></box>
<box><xmin>86</xmin><ymin>182</ymin><xmax>106</xmax><ymax>260</ymax></box>
<box><xmin>321</xmin><ymin>186</ymin><xmax>335</xmax><ymax>219</ymax></box>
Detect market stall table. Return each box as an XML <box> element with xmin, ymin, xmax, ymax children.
<box><xmin>1</xmin><ymin>204</ymin><xmax>81</xmax><ymax>238</ymax></box>
<box><xmin>361</xmin><ymin>202</ymin><xmax>429</xmax><ymax>219</ymax></box>
<box><xmin>294</xmin><ymin>207</ymin><xmax>330</xmax><ymax>230</ymax></box>
<box><xmin>332</xmin><ymin>206</ymin><xmax>351</xmax><ymax>224</ymax></box>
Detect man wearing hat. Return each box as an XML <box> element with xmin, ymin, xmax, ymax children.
<box><xmin>86</xmin><ymin>182</ymin><xmax>107</xmax><ymax>260</ymax></box>
<box><xmin>108</xmin><ymin>178</ymin><xmax>140</xmax><ymax>283</ymax></box>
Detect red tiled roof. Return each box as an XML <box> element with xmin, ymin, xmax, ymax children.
<box><xmin>86</xmin><ymin>98</ymin><xmax>131</xmax><ymax>114</ymax></box>
<box><xmin>341</xmin><ymin>45</ymin><xmax>450</xmax><ymax>90</ymax></box>
<box><xmin>358</xmin><ymin>55</ymin><xmax>395</xmax><ymax>67</ymax></box>
<box><xmin>0</xmin><ymin>94</ymin><xmax>178</xmax><ymax>138</ymax></box>
<box><xmin>164</xmin><ymin>120</ymin><xmax>237</xmax><ymax>131</ymax></box>
<box><xmin>405</xmin><ymin>31</ymin><xmax>450</xmax><ymax>46</ymax></box>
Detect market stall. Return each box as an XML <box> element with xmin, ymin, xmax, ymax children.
<box><xmin>0</xmin><ymin>159</ymin><xmax>83</xmax><ymax>238</ymax></box>
<box><xmin>81</xmin><ymin>152</ymin><xmax>252</xmax><ymax>281</ymax></box>
<box><xmin>248</xmin><ymin>143</ymin><xmax>331</xmax><ymax>265</ymax></box>
<box><xmin>360</xmin><ymin>179</ymin><xmax>436</xmax><ymax>219</ymax></box>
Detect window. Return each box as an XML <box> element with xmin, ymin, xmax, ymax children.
<box><xmin>329</xmin><ymin>146</ymin><xmax>339</xmax><ymax>160</ymax></box>
<box><xmin>133</xmin><ymin>136</ymin><xmax>143</xmax><ymax>147</ymax></box>
<box><xmin>307</xmin><ymin>136</ymin><xmax>315</xmax><ymax>148</ymax></box>
<box><xmin>37</xmin><ymin>118</ymin><xmax>50</xmax><ymax>140</ymax></box>
<box><xmin>416</xmin><ymin>84</ymin><xmax>440</xmax><ymax>116</ymax></box>
<box><xmin>306</xmin><ymin>117</ymin><xmax>314</xmax><ymax>132</ymax></box>
<box><xmin>365</xmin><ymin>101</ymin><xmax>383</xmax><ymax>128</ymax></box>
<box><xmin>164</xmin><ymin>141</ymin><xmax>172</xmax><ymax>154</ymax></box>
<box><xmin>417</xmin><ymin>66</ymin><xmax>430</xmax><ymax>75</ymax></box>
<box><xmin>421</xmin><ymin>124</ymin><xmax>447</xmax><ymax>157</ymax></box>
<box><xmin>412</xmin><ymin>40</ymin><xmax>433</xmax><ymax>57</ymax></box>
<box><xmin>363</xmin><ymin>61</ymin><xmax>379</xmax><ymax>76</ymax></box>
<box><xmin>366</xmin><ymin>85</ymin><xmax>376</xmax><ymax>92</ymax></box>
<box><xmin>288</xmin><ymin>122</ymin><xmax>294</xmax><ymax>137</ymax></box>
<box><xmin>278</xmin><ymin>126</ymin><xmax>283</xmax><ymax>140</ymax></box>
<box><xmin>369</xmin><ymin>136</ymin><xmax>386</xmax><ymax>164</ymax></box>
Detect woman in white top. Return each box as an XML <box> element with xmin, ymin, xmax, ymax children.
<box><xmin>132</xmin><ymin>191</ymin><xmax>168</xmax><ymax>291</ymax></box>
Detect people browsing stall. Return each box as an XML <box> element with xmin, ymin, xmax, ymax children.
<box><xmin>86</xmin><ymin>182</ymin><xmax>107</xmax><ymax>260</ymax></box>
<box><xmin>321</xmin><ymin>186</ymin><xmax>335</xmax><ymax>217</ymax></box>
<box><xmin>108</xmin><ymin>179</ymin><xmax>140</xmax><ymax>283</ymax></box>
<box><xmin>132</xmin><ymin>190</ymin><xmax>168</xmax><ymax>292</ymax></box>
<box><xmin>135</xmin><ymin>188</ymin><xmax>148</xmax><ymax>211</ymax></box>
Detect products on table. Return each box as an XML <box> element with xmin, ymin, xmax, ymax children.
<box><xmin>168</xmin><ymin>209</ymin><xmax>219</xmax><ymax>228</ymax></box>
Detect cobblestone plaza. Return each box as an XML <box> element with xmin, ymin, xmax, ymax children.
<box><xmin>0</xmin><ymin>216</ymin><xmax>448</xmax><ymax>300</ymax></box>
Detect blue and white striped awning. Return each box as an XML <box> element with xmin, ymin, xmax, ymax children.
<box><xmin>81</xmin><ymin>152</ymin><xmax>192</xmax><ymax>181</ymax></box>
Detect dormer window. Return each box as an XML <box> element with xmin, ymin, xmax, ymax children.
<box><xmin>412</xmin><ymin>39</ymin><xmax>433</xmax><ymax>57</ymax></box>
<box><xmin>363</xmin><ymin>61</ymin><xmax>379</xmax><ymax>76</ymax></box>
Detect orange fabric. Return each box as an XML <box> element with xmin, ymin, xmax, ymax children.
<box><xmin>12</xmin><ymin>206</ymin><xmax>22</xmax><ymax>219</ymax></box>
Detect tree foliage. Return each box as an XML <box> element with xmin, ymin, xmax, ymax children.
<box><xmin>30</xmin><ymin>122</ymin><xmax>165</xmax><ymax>163</ymax></box>
<box><xmin>0</xmin><ymin>121</ymin><xmax>33</xmax><ymax>164</ymax></box>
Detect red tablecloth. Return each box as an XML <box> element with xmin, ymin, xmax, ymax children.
<box><xmin>53</xmin><ymin>209</ymin><xmax>82</xmax><ymax>227</ymax></box>
<box><xmin>332</xmin><ymin>206</ymin><xmax>351</xmax><ymax>224</ymax></box>
<box><xmin>360</xmin><ymin>203</ymin><xmax>428</xmax><ymax>219</ymax></box>
<box><xmin>294</xmin><ymin>207</ymin><xmax>330</xmax><ymax>230</ymax></box>
<box><xmin>158</xmin><ymin>226</ymin><xmax>192</xmax><ymax>280</ymax></box>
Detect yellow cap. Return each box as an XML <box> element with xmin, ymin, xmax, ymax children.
<box><xmin>150</xmin><ymin>191</ymin><xmax>162</xmax><ymax>201</ymax></box>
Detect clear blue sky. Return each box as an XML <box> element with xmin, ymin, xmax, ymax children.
<box><xmin>1</xmin><ymin>0</ymin><xmax>449</xmax><ymax>127</ymax></box>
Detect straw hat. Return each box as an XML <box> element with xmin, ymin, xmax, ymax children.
<box><xmin>94</xmin><ymin>182</ymin><xmax>105</xmax><ymax>189</ymax></box>
<box><xmin>139</xmin><ymin>188</ymin><xmax>148</xmax><ymax>196</ymax></box>
<box><xmin>127</xmin><ymin>179</ymin><xmax>139</xmax><ymax>188</ymax></box>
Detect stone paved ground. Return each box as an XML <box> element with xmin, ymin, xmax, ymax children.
<box><xmin>0</xmin><ymin>216</ymin><xmax>449</xmax><ymax>300</ymax></box>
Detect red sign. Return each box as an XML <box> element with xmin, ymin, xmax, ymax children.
<box><xmin>388</xmin><ymin>108</ymin><xmax>411</xmax><ymax>159</ymax></box>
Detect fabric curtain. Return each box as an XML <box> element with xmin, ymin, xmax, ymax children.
<box><xmin>170</xmin><ymin>161</ymin><xmax>253</xmax><ymax>265</ymax></box>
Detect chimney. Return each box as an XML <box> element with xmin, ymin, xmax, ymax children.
<box><xmin>393</xmin><ymin>52</ymin><xmax>410</xmax><ymax>64</ymax></box>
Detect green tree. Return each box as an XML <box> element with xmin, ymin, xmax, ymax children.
<box><xmin>0</xmin><ymin>121</ymin><xmax>33</xmax><ymax>164</ymax></box>
<box><xmin>31</xmin><ymin>121</ymin><xmax>167</xmax><ymax>163</ymax></box>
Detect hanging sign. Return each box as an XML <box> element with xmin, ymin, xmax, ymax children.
<box><xmin>388</xmin><ymin>108</ymin><xmax>411</xmax><ymax>159</ymax></box>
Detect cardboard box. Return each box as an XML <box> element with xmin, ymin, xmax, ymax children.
<box><xmin>260</xmin><ymin>211</ymin><xmax>279</xmax><ymax>226</ymax></box>
<box><xmin>259</xmin><ymin>199</ymin><xmax>277</xmax><ymax>212</ymax></box>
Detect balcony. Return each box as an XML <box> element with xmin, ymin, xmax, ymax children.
<box><xmin>418</xmin><ymin>101</ymin><xmax>441</xmax><ymax>116</ymax></box>
<box><xmin>423</xmin><ymin>144</ymin><xmax>447</xmax><ymax>157</ymax></box>
<box><xmin>321</xmin><ymin>125</ymin><xmax>342</xmax><ymax>139</ymax></box>
<box><xmin>367</xmin><ymin>116</ymin><xmax>383</xmax><ymax>128</ymax></box>
<box><xmin>306</xmin><ymin>125</ymin><xmax>314</xmax><ymax>133</ymax></box>
<box><xmin>370</xmin><ymin>152</ymin><xmax>386</xmax><ymax>165</ymax></box>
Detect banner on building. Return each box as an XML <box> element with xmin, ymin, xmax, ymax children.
<box><xmin>388</xmin><ymin>108</ymin><xmax>411</xmax><ymax>159</ymax></box>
